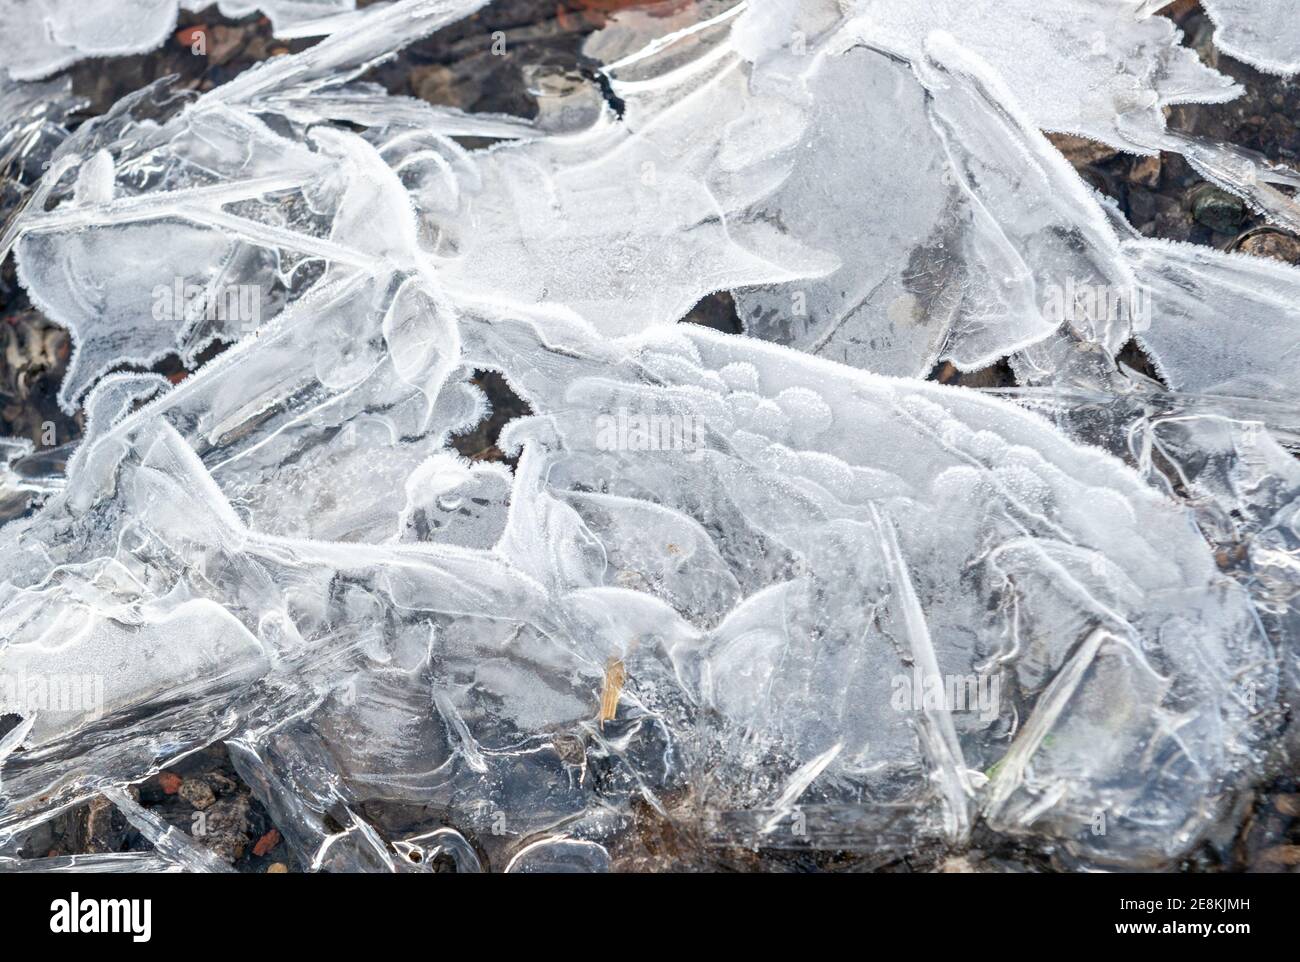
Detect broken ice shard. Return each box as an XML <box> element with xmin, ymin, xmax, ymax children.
<box><xmin>0</xmin><ymin>0</ymin><xmax>1295</xmax><ymax>873</ymax></box>
<box><xmin>0</xmin><ymin>0</ymin><xmax>360</xmax><ymax>81</ymax></box>
<box><xmin>1201</xmin><ymin>0</ymin><xmax>1300</xmax><ymax>76</ymax></box>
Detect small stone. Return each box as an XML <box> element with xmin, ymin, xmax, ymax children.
<box><xmin>207</xmin><ymin>835</ymin><xmax>248</xmax><ymax>863</ymax></box>
<box><xmin>17</xmin><ymin>820</ymin><xmax>54</xmax><ymax>858</ymax></box>
<box><xmin>253</xmin><ymin>828</ymin><xmax>281</xmax><ymax>857</ymax></box>
<box><xmin>159</xmin><ymin>771</ymin><xmax>182</xmax><ymax>795</ymax></box>
<box><xmin>1214</xmin><ymin>544</ymin><xmax>1247</xmax><ymax>570</ymax></box>
<box><xmin>178</xmin><ymin>778</ymin><xmax>216</xmax><ymax>810</ymax></box>
<box><xmin>204</xmin><ymin>772</ymin><xmax>239</xmax><ymax>797</ymax></box>
<box><xmin>207</xmin><ymin>793</ymin><xmax>252</xmax><ymax>835</ymax></box>
<box><xmin>1273</xmin><ymin>793</ymin><xmax>1300</xmax><ymax>817</ymax></box>
<box><xmin>1046</xmin><ymin>132</ymin><xmax>1119</xmax><ymax>168</ymax></box>
<box><xmin>267</xmin><ymin>862</ymin><xmax>289</xmax><ymax>873</ymax></box>
<box><xmin>1236</xmin><ymin>230</ymin><xmax>1300</xmax><ymax>266</ymax></box>
<box><xmin>1190</xmin><ymin>185</ymin><xmax>1246</xmax><ymax>234</ymax></box>
<box><xmin>196</xmin><ymin>793</ymin><xmax>254</xmax><ymax>863</ymax></box>
<box><xmin>85</xmin><ymin>795</ymin><xmax>127</xmax><ymax>853</ymax></box>
<box><xmin>1147</xmin><ymin>208</ymin><xmax>1194</xmax><ymax>244</ymax></box>
<box><xmin>411</xmin><ymin>64</ymin><xmax>465</xmax><ymax>109</ymax></box>
<box><xmin>206</xmin><ymin>25</ymin><xmax>248</xmax><ymax>67</ymax></box>
<box><xmin>1128</xmin><ymin>154</ymin><xmax>1161</xmax><ymax>188</ymax></box>
<box><xmin>933</xmin><ymin>361</ymin><xmax>960</xmax><ymax>385</ymax></box>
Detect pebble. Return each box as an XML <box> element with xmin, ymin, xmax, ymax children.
<box><xmin>206</xmin><ymin>772</ymin><xmax>239</xmax><ymax>796</ymax></box>
<box><xmin>205</xmin><ymin>25</ymin><xmax>249</xmax><ymax>67</ymax></box>
<box><xmin>178</xmin><ymin>777</ymin><xmax>217</xmax><ymax>810</ymax></box>
<box><xmin>1128</xmin><ymin>154</ymin><xmax>1161</xmax><ymax>188</ymax></box>
<box><xmin>411</xmin><ymin>64</ymin><xmax>464</xmax><ymax>109</ymax></box>
<box><xmin>1190</xmin><ymin>184</ymin><xmax>1246</xmax><ymax>234</ymax></box>
<box><xmin>197</xmin><ymin>793</ymin><xmax>254</xmax><ymax>863</ymax></box>
<box><xmin>1046</xmin><ymin>132</ymin><xmax>1119</xmax><ymax>167</ymax></box>
<box><xmin>1236</xmin><ymin>229</ymin><xmax>1300</xmax><ymax>266</ymax></box>
<box><xmin>85</xmin><ymin>795</ymin><xmax>127</xmax><ymax>853</ymax></box>
<box><xmin>1273</xmin><ymin>793</ymin><xmax>1300</xmax><ymax>818</ymax></box>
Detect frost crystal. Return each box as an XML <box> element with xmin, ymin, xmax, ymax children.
<box><xmin>0</xmin><ymin>0</ymin><xmax>1296</xmax><ymax>872</ymax></box>
<box><xmin>1201</xmin><ymin>0</ymin><xmax>1300</xmax><ymax>75</ymax></box>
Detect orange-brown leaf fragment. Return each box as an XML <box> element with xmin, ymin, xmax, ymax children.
<box><xmin>253</xmin><ymin>828</ymin><xmax>281</xmax><ymax>857</ymax></box>
<box><xmin>175</xmin><ymin>26</ymin><xmax>207</xmax><ymax>48</ymax></box>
